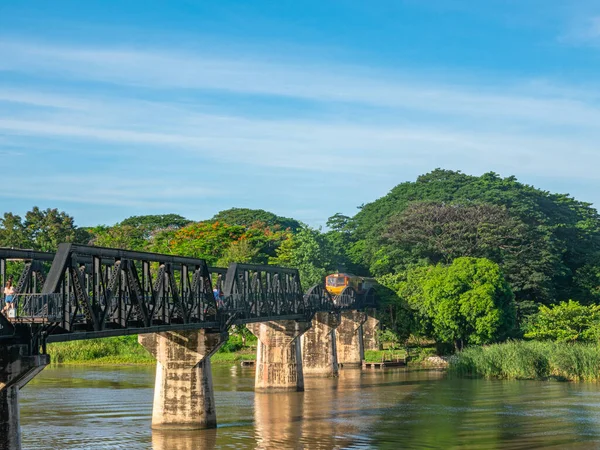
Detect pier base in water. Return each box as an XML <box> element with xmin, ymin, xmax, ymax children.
<box><xmin>301</xmin><ymin>312</ymin><xmax>340</xmax><ymax>377</ymax></box>
<box><xmin>139</xmin><ymin>330</ymin><xmax>227</xmax><ymax>430</ymax></box>
<box><xmin>0</xmin><ymin>345</ymin><xmax>49</xmax><ymax>450</ymax></box>
<box><xmin>248</xmin><ymin>320</ymin><xmax>311</xmax><ymax>391</ymax></box>
<box><xmin>335</xmin><ymin>311</ymin><xmax>367</xmax><ymax>368</ymax></box>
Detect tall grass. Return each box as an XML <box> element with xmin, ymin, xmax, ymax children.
<box><xmin>449</xmin><ymin>340</ymin><xmax>600</xmax><ymax>382</ymax></box>
<box><xmin>47</xmin><ymin>334</ymin><xmax>258</xmax><ymax>365</ymax></box>
<box><xmin>48</xmin><ymin>335</ymin><xmax>155</xmax><ymax>365</ymax></box>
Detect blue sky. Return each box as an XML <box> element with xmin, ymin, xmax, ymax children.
<box><xmin>2</xmin><ymin>1</ymin><xmax>600</xmax><ymax>227</ymax></box>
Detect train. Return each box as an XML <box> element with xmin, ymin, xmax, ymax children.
<box><xmin>324</xmin><ymin>273</ymin><xmax>377</xmax><ymax>297</ymax></box>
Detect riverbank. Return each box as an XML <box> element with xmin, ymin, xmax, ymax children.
<box><xmin>449</xmin><ymin>340</ymin><xmax>600</xmax><ymax>382</ymax></box>
<box><xmin>47</xmin><ymin>336</ymin><xmax>407</xmax><ymax>365</ymax></box>
<box><xmin>47</xmin><ymin>336</ymin><xmax>257</xmax><ymax>365</ymax></box>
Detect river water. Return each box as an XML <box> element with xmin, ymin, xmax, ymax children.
<box><xmin>18</xmin><ymin>364</ymin><xmax>600</xmax><ymax>449</ymax></box>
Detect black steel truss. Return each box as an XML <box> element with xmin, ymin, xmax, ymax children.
<box><xmin>0</xmin><ymin>244</ymin><xmax>377</xmax><ymax>351</ymax></box>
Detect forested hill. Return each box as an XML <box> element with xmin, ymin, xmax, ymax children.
<box><xmin>349</xmin><ymin>169</ymin><xmax>600</xmax><ymax>306</ymax></box>
<box><xmin>2</xmin><ymin>169</ymin><xmax>600</xmax><ymax>312</ymax></box>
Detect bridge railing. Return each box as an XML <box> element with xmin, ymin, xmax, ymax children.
<box><xmin>6</xmin><ymin>293</ymin><xmax>64</xmax><ymax>323</ymax></box>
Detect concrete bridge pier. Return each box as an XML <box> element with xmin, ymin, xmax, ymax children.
<box><xmin>0</xmin><ymin>345</ymin><xmax>49</xmax><ymax>450</ymax></box>
<box><xmin>301</xmin><ymin>312</ymin><xmax>340</xmax><ymax>377</ymax></box>
<box><xmin>139</xmin><ymin>330</ymin><xmax>227</xmax><ymax>430</ymax></box>
<box><xmin>247</xmin><ymin>320</ymin><xmax>311</xmax><ymax>391</ymax></box>
<box><xmin>362</xmin><ymin>315</ymin><xmax>380</xmax><ymax>351</ymax></box>
<box><xmin>335</xmin><ymin>311</ymin><xmax>367</xmax><ymax>368</ymax></box>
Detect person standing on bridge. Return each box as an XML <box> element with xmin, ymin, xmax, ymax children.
<box><xmin>2</xmin><ymin>277</ymin><xmax>15</xmax><ymax>315</ymax></box>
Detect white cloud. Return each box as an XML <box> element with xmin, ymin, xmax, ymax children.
<box><xmin>559</xmin><ymin>15</ymin><xmax>600</xmax><ymax>46</ymax></box>
<box><xmin>2</xmin><ymin>38</ymin><xmax>600</xmax><ymax>220</ymax></box>
<box><xmin>0</xmin><ymin>173</ymin><xmax>223</xmax><ymax>208</ymax></box>
<box><xmin>2</xmin><ymin>40</ymin><xmax>600</xmax><ymax>129</ymax></box>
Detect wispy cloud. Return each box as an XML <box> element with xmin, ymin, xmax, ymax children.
<box><xmin>559</xmin><ymin>15</ymin><xmax>600</xmax><ymax>46</ymax></box>
<box><xmin>3</xmin><ymin>40</ymin><xmax>600</xmax><ymax>128</ymax></box>
<box><xmin>2</xmin><ymin>38</ymin><xmax>600</xmax><ymax>222</ymax></box>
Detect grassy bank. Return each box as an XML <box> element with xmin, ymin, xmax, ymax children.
<box><xmin>47</xmin><ymin>336</ymin><xmax>408</xmax><ymax>366</ymax></box>
<box><xmin>364</xmin><ymin>349</ymin><xmax>406</xmax><ymax>363</ymax></box>
<box><xmin>48</xmin><ymin>336</ymin><xmax>155</xmax><ymax>365</ymax></box>
<box><xmin>449</xmin><ymin>340</ymin><xmax>600</xmax><ymax>382</ymax></box>
<box><xmin>47</xmin><ymin>335</ymin><xmax>257</xmax><ymax>365</ymax></box>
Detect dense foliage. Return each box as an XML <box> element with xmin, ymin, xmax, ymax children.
<box><xmin>395</xmin><ymin>258</ymin><xmax>515</xmax><ymax>349</ymax></box>
<box><xmin>211</xmin><ymin>208</ymin><xmax>301</xmax><ymax>231</ymax></box>
<box><xmin>524</xmin><ymin>300</ymin><xmax>600</xmax><ymax>343</ymax></box>
<box><xmin>4</xmin><ymin>169</ymin><xmax>600</xmax><ymax>354</ymax></box>
<box><xmin>449</xmin><ymin>340</ymin><xmax>600</xmax><ymax>382</ymax></box>
<box><xmin>351</xmin><ymin>169</ymin><xmax>600</xmax><ymax>308</ymax></box>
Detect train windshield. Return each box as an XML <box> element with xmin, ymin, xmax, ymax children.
<box><xmin>326</xmin><ymin>276</ymin><xmax>346</xmax><ymax>287</ymax></box>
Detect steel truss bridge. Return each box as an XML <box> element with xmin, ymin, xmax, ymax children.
<box><xmin>0</xmin><ymin>244</ymin><xmax>376</xmax><ymax>352</ymax></box>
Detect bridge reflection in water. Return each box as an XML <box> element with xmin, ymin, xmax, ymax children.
<box><xmin>17</xmin><ymin>365</ymin><xmax>435</xmax><ymax>449</ymax></box>
<box><xmin>22</xmin><ymin>364</ymin><xmax>597</xmax><ymax>449</ymax></box>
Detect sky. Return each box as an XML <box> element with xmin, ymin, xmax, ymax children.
<box><xmin>2</xmin><ymin>1</ymin><xmax>600</xmax><ymax>228</ymax></box>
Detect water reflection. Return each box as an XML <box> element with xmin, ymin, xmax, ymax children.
<box><xmin>18</xmin><ymin>365</ymin><xmax>600</xmax><ymax>449</ymax></box>
<box><xmin>254</xmin><ymin>391</ymin><xmax>304</xmax><ymax>448</ymax></box>
<box><xmin>152</xmin><ymin>429</ymin><xmax>217</xmax><ymax>450</ymax></box>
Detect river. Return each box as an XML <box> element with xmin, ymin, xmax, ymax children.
<box><xmin>18</xmin><ymin>364</ymin><xmax>600</xmax><ymax>449</ymax></box>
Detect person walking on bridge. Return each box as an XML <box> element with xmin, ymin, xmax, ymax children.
<box><xmin>2</xmin><ymin>278</ymin><xmax>14</xmax><ymax>315</ymax></box>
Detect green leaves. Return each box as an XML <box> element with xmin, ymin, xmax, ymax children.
<box><xmin>524</xmin><ymin>300</ymin><xmax>600</xmax><ymax>343</ymax></box>
<box><xmin>399</xmin><ymin>257</ymin><xmax>516</xmax><ymax>348</ymax></box>
<box><xmin>0</xmin><ymin>207</ymin><xmax>87</xmax><ymax>251</ymax></box>
<box><xmin>350</xmin><ymin>169</ymin><xmax>600</xmax><ymax>307</ymax></box>
<box><xmin>270</xmin><ymin>227</ymin><xmax>331</xmax><ymax>289</ymax></box>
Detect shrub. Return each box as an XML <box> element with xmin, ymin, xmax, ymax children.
<box><xmin>449</xmin><ymin>340</ymin><xmax>600</xmax><ymax>382</ymax></box>
<box><xmin>525</xmin><ymin>300</ymin><xmax>600</xmax><ymax>342</ymax></box>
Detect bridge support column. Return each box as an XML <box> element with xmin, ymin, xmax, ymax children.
<box><xmin>301</xmin><ymin>312</ymin><xmax>340</xmax><ymax>376</ymax></box>
<box><xmin>0</xmin><ymin>345</ymin><xmax>49</xmax><ymax>450</ymax></box>
<box><xmin>139</xmin><ymin>330</ymin><xmax>227</xmax><ymax>430</ymax></box>
<box><xmin>362</xmin><ymin>315</ymin><xmax>380</xmax><ymax>351</ymax></box>
<box><xmin>247</xmin><ymin>320</ymin><xmax>311</xmax><ymax>391</ymax></box>
<box><xmin>335</xmin><ymin>311</ymin><xmax>367</xmax><ymax>368</ymax></box>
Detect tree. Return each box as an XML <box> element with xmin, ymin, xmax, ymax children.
<box><xmin>91</xmin><ymin>225</ymin><xmax>148</xmax><ymax>250</ymax></box>
<box><xmin>270</xmin><ymin>227</ymin><xmax>332</xmax><ymax>290</ymax></box>
<box><xmin>0</xmin><ymin>213</ymin><xmax>31</xmax><ymax>248</ymax></box>
<box><xmin>119</xmin><ymin>214</ymin><xmax>191</xmax><ymax>234</ymax></box>
<box><xmin>400</xmin><ymin>257</ymin><xmax>516</xmax><ymax>350</ymax></box>
<box><xmin>381</xmin><ymin>202</ymin><xmax>561</xmax><ymax>306</ymax></box>
<box><xmin>375</xmin><ymin>273</ymin><xmax>414</xmax><ymax>341</ymax></box>
<box><xmin>152</xmin><ymin>220</ymin><xmax>291</xmax><ymax>266</ymax></box>
<box><xmin>212</xmin><ymin>208</ymin><xmax>301</xmax><ymax>231</ymax></box>
<box><xmin>350</xmin><ymin>169</ymin><xmax>600</xmax><ymax>306</ymax></box>
<box><xmin>217</xmin><ymin>239</ymin><xmax>261</xmax><ymax>266</ymax></box>
<box><xmin>23</xmin><ymin>207</ymin><xmax>84</xmax><ymax>252</ymax></box>
<box><xmin>157</xmin><ymin>221</ymin><xmax>246</xmax><ymax>265</ymax></box>
<box><xmin>524</xmin><ymin>300</ymin><xmax>600</xmax><ymax>342</ymax></box>
<box><xmin>324</xmin><ymin>213</ymin><xmax>365</xmax><ymax>274</ymax></box>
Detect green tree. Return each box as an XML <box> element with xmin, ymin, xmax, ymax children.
<box><xmin>212</xmin><ymin>208</ymin><xmax>301</xmax><ymax>231</ymax></box>
<box><xmin>350</xmin><ymin>169</ymin><xmax>600</xmax><ymax>306</ymax></box>
<box><xmin>400</xmin><ymin>257</ymin><xmax>516</xmax><ymax>350</ymax></box>
<box><xmin>381</xmin><ymin>202</ymin><xmax>561</xmax><ymax>306</ymax></box>
<box><xmin>91</xmin><ymin>225</ymin><xmax>148</xmax><ymax>250</ymax></box>
<box><xmin>23</xmin><ymin>207</ymin><xmax>81</xmax><ymax>251</ymax></box>
<box><xmin>270</xmin><ymin>227</ymin><xmax>332</xmax><ymax>290</ymax></box>
<box><xmin>119</xmin><ymin>214</ymin><xmax>191</xmax><ymax>234</ymax></box>
<box><xmin>216</xmin><ymin>239</ymin><xmax>261</xmax><ymax>266</ymax></box>
<box><xmin>0</xmin><ymin>213</ymin><xmax>31</xmax><ymax>248</ymax></box>
<box><xmin>524</xmin><ymin>300</ymin><xmax>600</xmax><ymax>342</ymax></box>
<box><xmin>153</xmin><ymin>220</ymin><xmax>291</xmax><ymax>266</ymax></box>
<box><xmin>375</xmin><ymin>273</ymin><xmax>414</xmax><ymax>341</ymax></box>
<box><xmin>324</xmin><ymin>213</ymin><xmax>365</xmax><ymax>274</ymax></box>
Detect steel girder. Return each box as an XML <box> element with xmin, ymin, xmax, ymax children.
<box><xmin>1</xmin><ymin>244</ymin><xmax>376</xmax><ymax>349</ymax></box>
<box><xmin>38</xmin><ymin>244</ymin><xmax>219</xmax><ymax>337</ymax></box>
